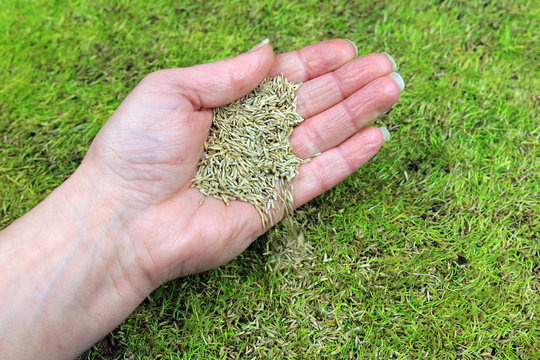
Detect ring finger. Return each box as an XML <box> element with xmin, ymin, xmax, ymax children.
<box><xmin>291</xmin><ymin>74</ymin><xmax>403</xmax><ymax>159</ymax></box>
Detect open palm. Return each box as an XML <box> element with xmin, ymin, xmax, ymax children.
<box><xmin>81</xmin><ymin>40</ymin><xmax>400</xmax><ymax>283</ymax></box>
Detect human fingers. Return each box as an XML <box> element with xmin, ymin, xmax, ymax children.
<box><xmin>146</xmin><ymin>41</ymin><xmax>275</xmax><ymax>109</ymax></box>
<box><xmin>294</xmin><ymin>53</ymin><xmax>397</xmax><ymax>119</ymax></box>
<box><xmin>291</xmin><ymin>126</ymin><xmax>386</xmax><ymax>208</ymax></box>
<box><xmin>268</xmin><ymin>39</ymin><xmax>357</xmax><ymax>82</ymax></box>
<box><xmin>290</xmin><ymin>75</ymin><xmax>402</xmax><ymax>159</ymax></box>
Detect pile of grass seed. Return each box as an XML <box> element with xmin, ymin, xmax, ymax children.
<box><xmin>192</xmin><ymin>75</ymin><xmax>304</xmax><ymax>227</ymax></box>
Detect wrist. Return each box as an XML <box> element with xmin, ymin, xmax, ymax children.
<box><xmin>0</xmin><ymin>164</ymin><xmax>158</xmax><ymax>359</ymax></box>
<box><xmin>64</xmin><ymin>163</ymin><xmax>159</xmax><ymax>295</ymax></box>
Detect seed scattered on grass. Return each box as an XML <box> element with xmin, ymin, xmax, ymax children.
<box><xmin>192</xmin><ymin>75</ymin><xmax>305</xmax><ymax>227</ymax></box>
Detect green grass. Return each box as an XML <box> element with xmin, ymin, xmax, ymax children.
<box><xmin>1</xmin><ymin>0</ymin><xmax>538</xmax><ymax>358</ymax></box>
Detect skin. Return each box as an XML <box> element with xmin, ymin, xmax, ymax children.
<box><xmin>0</xmin><ymin>39</ymin><xmax>401</xmax><ymax>359</ymax></box>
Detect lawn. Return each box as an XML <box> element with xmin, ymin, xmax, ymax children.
<box><xmin>1</xmin><ymin>0</ymin><xmax>538</xmax><ymax>358</ymax></box>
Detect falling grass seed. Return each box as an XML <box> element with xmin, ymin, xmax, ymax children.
<box><xmin>192</xmin><ymin>75</ymin><xmax>306</xmax><ymax>227</ymax></box>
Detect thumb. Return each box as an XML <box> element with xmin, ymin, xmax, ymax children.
<box><xmin>160</xmin><ymin>40</ymin><xmax>275</xmax><ymax>109</ymax></box>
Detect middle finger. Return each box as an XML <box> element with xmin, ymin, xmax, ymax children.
<box><xmin>295</xmin><ymin>53</ymin><xmax>397</xmax><ymax>119</ymax></box>
<box><xmin>292</xmin><ymin>73</ymin><xmax>403</xmax><ymax>159</ymax></box>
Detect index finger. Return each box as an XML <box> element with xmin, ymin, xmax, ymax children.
<box><xmin>268</xmin><ymin>39</ymin><xmax>357</xmax><ymax>82</ymax></box>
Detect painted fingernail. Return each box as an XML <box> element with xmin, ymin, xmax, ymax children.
<box><xmin>248</xmin><ymin>38</ymin><xmax>270</xmax><ymax>52</ymax></box>
<box><xmin>345</xmin><ymin>39</ymin><xmax>358</xmax><ymax>57</ymax></box>
<box><xmin>381</xmin><ymin>52</ymin><xmax>398</xmax><ymax>71</ymax></box>
<box><xmin>388</xmin><ymin>72</ymin><xmax>405</xmax><ymax>92</ymax></box>
<box><xmin>379</xmin><ymin>127</ymin><xmax>391</xmax><ymax>143</ymax></box>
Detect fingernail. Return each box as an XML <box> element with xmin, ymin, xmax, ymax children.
<box><xmin>345</xmin><ymin>39</ymin><xmax>358</xmax><ymax>57</ymax></box>
<box><xmin>381</xmin><ymin>52</ymin><xmax>398</xmax><ymax>71</ymax></box>
<box><xmin>379</xmin><ymin>127</ymin><xmax>391</xmax><ymax>143</ymax></box>
<box><xmin>388</xmin><ymin>72</ymin><xmax>405</xmax><ymax>92</ymax></box>
<box><xmin>248</xmin><ymin>38</ymin><xmax>270</xmax><ymax>52</ymax></box>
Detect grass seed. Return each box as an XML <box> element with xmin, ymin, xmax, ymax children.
<box><xmin>192</xmin><ymin>75</ymin><xmax>305</xmax><ymax>227</ymax></box>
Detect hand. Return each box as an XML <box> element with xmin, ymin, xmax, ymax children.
<box><xmin>0</xmin><ymin>39</ymin><xmax>402</xmax><ymax>359</ymax></box>
<box><xmin>77</xmin><ymin>39</ymin><xmax>401</xmax><ymax>284</ymax></box>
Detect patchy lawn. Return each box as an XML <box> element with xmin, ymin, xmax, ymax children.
<box><xmin>1</xmin><ymin>0</ymin><xmax>537</xmax><ymax>358</ymax></box>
